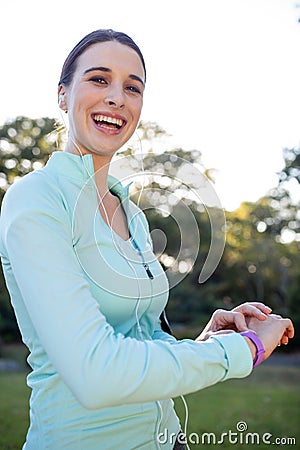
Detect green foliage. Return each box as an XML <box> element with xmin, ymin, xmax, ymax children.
<box><xmin>221</xmin><ymin>201</ymin><xmax>299</xmax><ymax>304</ymax></box>
<box><xmin>0</xmin><ymin>116</ymin><xmax>64</xmax><ymax>193</ymax></box>
<box><xmin>266</xmin><ymin>147</ymin><xmax>300</xmax><ymax>239</ymax></box>
<box><xmin>279</xmin><ymin>147</ymin><xmax>300</xmax><ymax>184</ymax></box>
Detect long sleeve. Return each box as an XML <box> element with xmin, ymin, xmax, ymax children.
<box><xmin>0</xmin><ymin>172</ymin><xmax>253</xmax><ymax>411</ymax></box>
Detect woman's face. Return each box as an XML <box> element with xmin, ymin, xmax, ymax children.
<box><xmin>61</xmin><ymin>41</ymin><xmax>145</xmax><ymax>157</ymax></box>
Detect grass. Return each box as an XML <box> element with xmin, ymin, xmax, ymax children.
<box><xmin>0</xmin><ymin>346</ymin><xmax>299</xmax><ymax>449</ymax></box>
<box><xmin>0</xmin><ymin>373</ymin><xmax>30</xmax><ymax>450</ymax></box>
<box><xmin>174</xmin><ymin>364</ymin><xmax>299</xmax><ymax>449</ymax></box>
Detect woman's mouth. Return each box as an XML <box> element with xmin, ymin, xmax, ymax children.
<box><xmin>92</xmin><ymin>113</ymin><xmax>126</xmax><ymax>131</ymax></box>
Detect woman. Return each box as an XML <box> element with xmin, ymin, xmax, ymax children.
<box><xmin>0</xmin><ymin>29</ymin><xmax>294</xmax><ymax>450</ymax></box>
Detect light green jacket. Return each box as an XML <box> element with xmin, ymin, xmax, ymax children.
<box><xmin>0</xmin><ymin>152</ymin><xmax>253</xmax><ymax>449</ymax></box>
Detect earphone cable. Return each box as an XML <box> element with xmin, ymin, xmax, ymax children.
<box><xmin>180</xmin><ymin>394</ymin><xmax>191</xmax><ymax>450</ymax></box>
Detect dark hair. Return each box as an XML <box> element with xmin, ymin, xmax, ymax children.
<box><xmin>58</xmin><ymin>29</ymin><xmax>146</xmax><ymax>87</ymax></box>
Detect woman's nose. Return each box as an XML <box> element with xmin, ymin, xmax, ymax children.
<box><xmin>104</xmin><ymin>85</ymin><xmax>125</xmax><ymax>109</ymax></box>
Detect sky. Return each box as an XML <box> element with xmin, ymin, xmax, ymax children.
<box><xmin>0</xmin><ymin>0</ymin><xmax>299</xmax><ymax>210</ymax></box>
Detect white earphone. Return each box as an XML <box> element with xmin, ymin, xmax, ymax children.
<box><xmin>58</xmin><ymin>94</ymin><xmax>68</xmax><ymax>113</ymax></box>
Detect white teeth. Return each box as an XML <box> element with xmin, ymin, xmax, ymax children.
<box><xmin>93</xmin><ymin>114</ymin><xmax>123</xmax><ymax>127</ymax></box>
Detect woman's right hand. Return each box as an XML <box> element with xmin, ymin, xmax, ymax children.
<box><xmin>245</xmin><ymin>314</ymin><xmax>294</xmax><ymax>361</ymax></box>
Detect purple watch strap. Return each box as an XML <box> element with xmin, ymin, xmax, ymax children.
<box><xmin>240</xmin><ymin>331</ymin><xmax>265</xmax><ymax>368</ymax></box>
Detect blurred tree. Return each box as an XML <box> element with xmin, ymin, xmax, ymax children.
<box><xmin>207</xmin><ymin>147</ymin><xmax>300</xmax><ymax>347</ymax></box>
<box><xmin>220</xmin><ymin>201</ymin><xmax>293</xmax><ymax>307</ymax></box>
<box><xmin>0</xmin><ymin>116</ymin><xmax>64</xmax><ymax>194</ymax></box>
<box><xmin>261</xmin><ymin>147</ymin><xmax>300</xmax><ymax>241</ymax></box>
<box><xmin>279</xmin><ymin>147</ymin><xmax>300</xmax><ymax>184</ymax></box>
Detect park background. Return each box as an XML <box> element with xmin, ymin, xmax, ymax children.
<box><xmin>0</xmin><ymin>0</ymin><xmax>299</xmax><ymax>449</ymax></box>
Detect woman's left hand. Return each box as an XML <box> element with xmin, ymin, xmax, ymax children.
<box><xmin>196</xmin><ymin>302</ymin><xmax>272</xmax><ymax>342</ymax></box>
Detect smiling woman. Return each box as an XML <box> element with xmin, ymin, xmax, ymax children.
<box><xmin>0</xmin><ymin>28</ymin><xmax>294</xmax><ymax>450</ymax></box>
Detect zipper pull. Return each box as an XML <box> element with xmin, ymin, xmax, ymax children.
<box><xmin>143</xmin><ymin>263</ymin><xmax>154</xmax><ymax>279</ymax></box>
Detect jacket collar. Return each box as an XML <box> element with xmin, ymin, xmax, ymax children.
<box><xmin>47</xmin><ymin>151</ymin><xmax>131</xmax><ymax>200</ymax></box>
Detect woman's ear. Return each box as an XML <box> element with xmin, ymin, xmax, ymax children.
<box><xmin>58</xmin><ymin>86</ymin><xmax>68</xmax><ymax>113</ymax></box>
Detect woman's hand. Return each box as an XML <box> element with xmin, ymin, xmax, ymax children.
<box><xmin>245</xmin><ymin>314</ymin><xmax>294</xmax><ymax>361</ymax></box>
<box><xmin>196</xmin><ymin>302</ymin><xmax>272</xmax><ymax>342</ymax></box>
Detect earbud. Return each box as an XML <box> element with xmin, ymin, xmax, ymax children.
<box><xmin>58</xmin><ymin>94</ymin><xmax>68</xmax><ymax>113</ymax></box>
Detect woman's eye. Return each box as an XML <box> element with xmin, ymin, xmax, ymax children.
<box><xmin>126</xmin><ymin>85</ymin><xmax>142</xmax><ymax>94</ymax></box>
<box><xmin>90</xmin><ymin>77</ymin><xmax>107</xmax><ymax>84</ymax></box>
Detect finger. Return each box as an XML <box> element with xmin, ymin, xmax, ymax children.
<box><xmin>285</xmin><ymin>319</ymin><xmax>295</xmax><ymax>339</ymax></box>
<box><xmin>232</xmin><ymin>312</ymin><xmax>249</xmax><ymax>332</ymax></box>
<box><xmin>195</xmin><ymin>329</ymin><xmax>235</xmax><ymax>341</ymax></box>
<box><xmin>281</xmin><ymin>335</ymin><xmax>289</xmax><ymax>345</ymax></box>
<box><xmin>274</xmin><ymin>317</ymin><xmax>294</xmax><ymax>339</ymax></box>
<box><xmin>209</xmin><ymin>330</ymin><xmax>236</xmax><ymax>336</ymax></box>
<box><xmin>234</xmin><ymin>304</ymin><xmax>268</xmax><ymax>320</ymax></box>
<box><xmin>246</xmin><ymin>302</ymin><xmax>272</xmax><ymax>314</ymax></box>
<box><xmin>234</xmin><ymin>302</ymin><xmax>272</xmax><ymax>315</ymax></box>
<box><xmin>279</xmin><ymin>330</ymin><xmax>288</xmax><ymax>345</ymax></box>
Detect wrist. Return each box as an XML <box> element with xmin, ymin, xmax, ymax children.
<box><xmin>242</xmin><ymin>336</ymin><xmax>257</xmax><ymax>360</ymax></box>
<box><xmin>240</xmin><ymin>331</ymin><xmax>265</xmax><ymax>368</ymax></box>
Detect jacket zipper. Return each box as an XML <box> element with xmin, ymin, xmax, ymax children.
<box><xmin>143</xmin><ymin>263</ymin><xmax>154</xmax><ymax>279</ymax></box>
<box><xmin>131</xmin><ymin>238</ymin><xmax>154</xmax><ymax>280</ymax></box>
